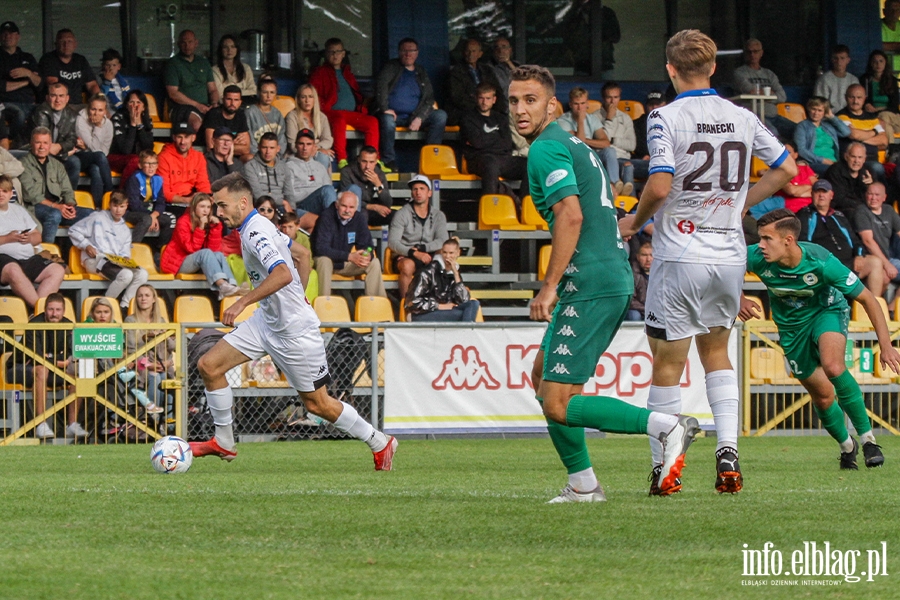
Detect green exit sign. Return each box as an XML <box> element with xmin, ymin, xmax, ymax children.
<box><xmin>73</xmin><ymin>326</ymin><xmax>124</xmax><ymax>359</ymax></box>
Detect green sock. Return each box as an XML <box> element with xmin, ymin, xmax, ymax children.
<box><xmin>537</xmin><ymin>396</ymin><xmax>591</xmax><ymax>474</ymax></box>
<box><xmin>830</xmin><ymin>370</ymin><xmax>872</xmax><ymax>436</ymax></box>
<box><xmin>565</xmin><ymin>395</ymin><xmax>650</xmax><ymax>434</ymax></box>
<box><xmin>814</xmin><ymin>400</ymin><xmax>849</xmax><ymax>444</ymax></box>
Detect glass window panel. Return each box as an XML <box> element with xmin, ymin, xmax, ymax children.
<box><xmin>602</xmin><ymin>0</ymin><xmax>666</xmax><ymax>81</ymax></box>
<box><xmin>448</xmin><ymin>0</ymin><xmax>514</xmax><ymax>50</ymax></box>
<box><xmin>136</xmin><ymin>0</ymin><xmax>211</xmax><ymax>61</ymax></box>
<box><xmin>51</xmin><ymin>0</ymin><xmax>122</xmax><ymax>67</ymax></box>
<box><xmin>302</xmin><ymin>0</ymin><xmax>373</xmax><ymax>76</ymax></box>
<box><xmin>0</xmin><ymin>0</ymin><xmax>42</xmax><ymax>57</ymax></box>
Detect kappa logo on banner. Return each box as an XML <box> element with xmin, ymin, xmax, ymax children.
<box><xmin>432</xmin><ymin>345</ymin><xmax>501</xmax><ymax>390</ymax></box>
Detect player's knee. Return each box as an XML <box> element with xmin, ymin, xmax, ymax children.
<box><xmin>811</xmin><ymin>394</ymin><xmax>835</xmax><ymax>410</ymax></box>
<box><xmin>197</xmin><ymin>354</ymin><xmax>224</xmax><ymax>382</ymax></box>
<box><xmin>821</xmin><ymin>362</ymin><xmax>846</xmax><ymax>380</ymax></box>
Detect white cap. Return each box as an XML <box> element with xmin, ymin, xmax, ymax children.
<box><xmin>407</xmin><ymin>174</ymin><xmax>432</xmax><ymax>190</ymax></box>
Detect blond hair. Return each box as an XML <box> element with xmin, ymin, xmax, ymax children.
<box><xmin>666</xmin><ymin>29</ymin><xmax>717</xmax><ymax>80</ymax></box>
<box><xmin>133</xmin><ymin>284</ymin><xmax>164</xmax><ymax>324</ymax></box>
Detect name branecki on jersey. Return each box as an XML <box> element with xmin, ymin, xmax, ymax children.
<box><xmin>697</xmin><ymin>122</ymin><xmax>735</xmax><ymax>134</ymax></box>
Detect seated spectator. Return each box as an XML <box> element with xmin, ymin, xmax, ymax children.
<box><xmin>797</xmin><ymin>179</ymin><xmax>883</xmax><ymax>295</ymax></box>
<box><xmin>854</xmin><ymin>181</ymin><xmax>900</xmax><ymax>286</ymax></box>
<box><xmin>98</xmin><ymin>48</ymin><xmax>131</xmax><ymax>111</ymax></box>
<box><xmin>39</xmin><ymin>28</ymin><xmax>100</xmax><ymax>103</ymax></box>
<box><xmin>285</xmin><ymin>128</ymin><xmax>336</xmax><ymax>220</ymax></box>
<box><xmin>278</xmin><ymin>211</ymin><xmax>316</xmax><ymax>298</ymax></box>
<box><xmin>285</xmin><ymin>83</ymin><xmax>334</xmax><ymax>170</ymax></box>
<box><xmin>447</xmin><ymin>39</ymin><xmax>502</xmax><ymax>126</ymax></box>
<box><xmin>201</xmin><ymin>85</ymin><xmax>250</xmax><ymax>159</ymax></box>
<box><xmin>836</xmin><ymin>84</ymin><xmax>888</xmax><ymax>176</ymax></box>
<box><xmin>793</xmin><ymin>96</ymin><xmax>850</xmax><ymax>176</ymax></box>
<box><xmin>338</xmin><ymin>145</ymin><xmax>393</xmax><ymax>225</ymax></box>
<box><xmin>597</xmin><ymin>81</ymin><xmax>636</xmax><ymax>190</ymax></box>
<box><xmin>732</xmin><ymin>38</ymin><xmax>793</xmax><ymax>138</ymax></box>
<box><xmin>406</xmin><ymin>238</ymin><xmax>479</xmax><ymax>322</ymax></box>
<box><xmin>823</xmin><ymin>142</ymin><xmax>873</xmax><ymax>221</ymax></box>
<box><xmin>374</xmin><ymin>37</ymin><xmax>447</xmax><ymax>172</ymax></box>
<box><xmin>459</xmin><ymin>82</ymin><xmax>527</xmax><ymax>203</ymax></box>
<box><xmin>311</xmin><ymin>186</ymin><xmax>386</xmax><ymax>298</ymax></box>
<box><xmin>388</xmin><ymin>175</ymin><xmax>449</xmax><ymax>299</ymax></box>
<box><xmin>490</xmin><ymin>36</ymin><xmax>519</xmax><ymax>97</ymax></box>
<box><xmin>777</xmin><ymin>142</ymin><xmax>817</xmax><ymax>213</ymax></box>
<box><xmin>309</xmin><ymin>38</ymin><xmax>379</xmax><ymax>168</ymax></box>
<box><xmin>557</xmin><ymin>87</ymin><xmax>632</xmax><ymax>196</ymax></box>
<box><xmin>157</xmin><ymin>121</ymin><xmax>211</xmax><ymax>205</ymax></box>
<box><xmin>160</xmin><ymin>192</ymin><xmax>242</xmax><ymax>298</ymax></box>
<box><xmin>20</xmin><ymin>127</ymin><xmax>92</xmax><ymax>242</ymax></box>
<box><xmin>74</xmin><ymin>93</ymin><xmax>114</xmax><ymax>208</ymax></box>
<box><xmin>125</xmin><ymin>149</ymin><xmax>174</xmax><ymax>247</ymax></box>
<box><xmin>246</xmin><ymin>76</ymin><xmax>287</xmax><ymax>158</ymax></box>
<box><xmin>860</xmin><ymin>50</ymin><xmax>899</xmax><ymax>114</ymax></box>
<box><xmin>813</xmin><ymin>45</ymin><xmax>859</xmax><ymax>113</ymax></box>
<box><xmin>205</xmin><ymin>127</ymin><xmax>241</xmax><ymax>183</ymax></box>
<box><xmin>69</xmin><ymin>191</ymin><xmax>149</xmax><ymax>310</ymax></box>
<box><xmin>0</xmin><ymin>21</ymin><xmax>41</xmax><ymax>145</ymax></box>
<box><xmin>626</xmin><ymin>240</ymin><xmax>652</xmax><ymax>321</ymax></box>
<box><xmin>211</xmin><ymin>35</ymin><xmax>257</xmax><ymax>102</ymax></box>
<box><xmin>630</xmin><ymin>90</ymin><xmax>666</xmax><ymax>183</ymax></box>
<box><xmin>0</xmin><ymin>174</ymin><xmax>64</xmax><ymax>307</ymax></box>
<box><xmin>243</xmin><ymin>132</ymin><xmax>312</xmax><ymax>226</ymax></box>
<box><xmin>31</xmin><ymin>82</ymin><xmax>80</xmax><ymax>190</ymax></box>
<box><xmin>0</xmin><ymin>144</ymin><xmax>24</xmax><ymax>202</ymax></box>
<box><xmin>124</xmin><ymin>284</ymin><xmax>173</xmax><ymax>415</ymax></box>
<box><xmin>164</xmin><ymin>29</ymin><xmax>218</xmax><ymax>133</ymax></box>
<box><xmin>108</xmin><ymin>89</ymin><xmax>154</xmax><ymax>183</ymax></box>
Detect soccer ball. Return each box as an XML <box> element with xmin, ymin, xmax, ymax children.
<box><xmin>150</xmin><ymin>436</ymin><xmax>193</xmax><ymax>474</ymax></box>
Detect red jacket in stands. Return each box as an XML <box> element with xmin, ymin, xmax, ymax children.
<box><xmin>308</xmin><ymin>64</ymin><xmax>364</xmax><ymax>112</ymax></box>
<box><xmin>157</xmin><ymin>142</ymin><xmax>212</xmax><ymax>201</ymax></box>
<box><xmin>160</xmin><ymin>212</ymin><xmax>223</xmax><ymax>274</ymax></box>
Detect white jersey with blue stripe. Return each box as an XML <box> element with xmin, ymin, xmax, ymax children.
<box><xmin>646</xmin><ymin>89</ymin><xmax>788</xmax><ymax>265</ymax></box>
<box><xmin>238</xmin><ymin>210</ymin><xmax>319</xmax><ymax>335</ymax></box>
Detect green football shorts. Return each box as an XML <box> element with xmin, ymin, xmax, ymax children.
<box><xmin>778</xmin><ymin>306</ymin><xmax>849</xmax><ymax>380</ymax></box>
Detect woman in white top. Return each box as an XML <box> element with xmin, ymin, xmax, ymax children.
<box><xmin>285</xmin><ymin>83</ymin><xmax>334</xmax><ymax>171</ymax></box>
<box><xmin>74</xmin><ymin>93</ymin><xmax>114</xmax><ymax>208</ymax></box>
<box><xmin>212</xmin><ymin>35</ymin><xmax>257</xmax><ymax>101</ymax></box>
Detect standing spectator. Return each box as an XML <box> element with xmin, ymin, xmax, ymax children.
<box><xmin>777</xmin><ymin>142</ymin><xmax>817</xmax><ymax>213</ymax></box>
<box><xmin>108</xmin><ymin>89</ymin><xmax>154</xmax><ymax>183</ymax></box>
<box><xmin>124</xmin><ymin>284</ymin><xmax>173</xmax><ymax>416</ymax></box>
<box><xmin>447</xmin><ymin>39</ymin><xmax>502</xmax><ymax>126</ymax></box>
<box><xmin>0</xmin><ymin>21</ymin><xmax>41</xmax><ymax>144</ymax></box>
<box><xmin>597</xmin><ymin>81</ymin><xmax>636</xmax><ymax>192</ymax></box>
<box><xmin>284</xmin><ymin>129</ymin><xmax>336</xmax><ymax>218</ymax></box>
<box><xmin>308</xmin><ymin>38</ymin><xmax>379</xmax><ymax>168</ymax></box>
<box><xmin>813</xmin><ymin>45</ymin><xmax>859</xmax><ymax>113</ymax></box>
<box><xmin>205</xmin><ymin>127</ymin><xmax>241</xmax><ymax>183</ymax></box>
<box><xmin>793</xmin><ymin>96</ymin><xmax>850</xmax><ymax>176</ymax></box>
<box><xmin>631</xmin><ymin>91</ymin><xmax>666</xmax><ymax>182</ymax></box>
<box><xmin>835</xmin><ymin>84</ymin><xmax>888</xmax><ymax>172</ymax></box>
<box><xmin>245</xmin><ymin>77</ymin><xmax>287</xmax><ymax>158</ymax></box>
<box><xmin>160</xmin><ymin>192</ymin><xmax>242</xmax><ymax>298</ymax></box>
<box><xmin>388</xmin><ymin>175</ymin><xmax>448</xmax><ymax>299</ymax></box>
<box><xmin>211</xmin><ymin>35</ymin><xmax>256</xmax><ymax>102</ymax></box>
<box><xmin>374</xmin><ymin>37</ymin><xmax>447</xmax><ymax>172</ymax></box>
<box><xmin>98</xmin><ymin>48</ymin><xmax>131</xmax><ymax>111</ymax></box>
<box><xmin>823</xmin><ymin>142</ymin><xmax>873</xmax><ymax>221</ymax></box>
<box><xmin>285</xmin><ymin>83</ymin><xmax>333</xmax><ymax>170</ymax></box>
<box><xmin>626</xmin><ymin>240</ymin><xmax>652</xmax><ymax>321</ymax></box>
<box><xmin>69</xmin><ymin>191</ymin><xmax>148</xmax><ymax>310</ymax></box>
<box><xmin>0</xmin><ymin>144</ymin><xmax>24</xmax><ymax>201</ymax></box>
<box><xmin>74</xmin><ymin>93</ymin><xmax>114</xmax><ymax>208</ymax></box>
<box><xmin>157</xmin><ymin>121</ymin><xmax>211</xmax><ymax>205</ymax></box>
<box><xmin>20</xmin><ymin>127</ymin><xmax>92</xmax><ymax>241</ymax></box>
<box><xmin>312</xmin><ymin>186</ymin><xmax>386</xmax><ymax>298</ymax></box>
<box><xmin>164</xmin><ymin>29</ymin><xmax>218</xmax><ymax>133</ymax></box>
<box><xmin>858</xmin><ymin>50</ymin><xmax>900</xmax><ymax>143</ymax></box>
<box><xmin>201</xmin><ymin>84</ymin><xmax>250</xmax><ymax>158</ymax></box>
<box><xmin>39</xmin><ymin>29</ymin><xmax>100</xmax><ymax>104</ymax></box>
<box><xmin>882</xmin><ymin>0</ymin><xmax>900</xmax><ymax>72</ymax></box>
<box><xmin>490</xmin><ymin>36</ymin><xmax>519</xmax><ymax>97</ymax></box>
<box><xmin>125</xmin><ymin>149</ymin><xmax>174</xmax><ymax>246</ymax></box>
<box><xmin>0</xmin><ymin>174</ymin><xmax>64</xmax><ymax>307</ymax></box>
<box><xmin>338</xmin><ymin>145</ymin><xmax>393</xmax><ymax>225</ymax></box>
<box><xmin>30</xmin><ymin>82</ymin><xmax>80</xmax><ymax>190</ymax></box>
<box><xmin>406</xmin><ymin>238</ymin><xmax>479</xmax><ymax>322</ymax></box>
<box><xmin>242</xmin><ymin>132</ymin><xmax>311</xmax><ymax>227</ymax></box>
<box><xmin>733</xmin><ymin>38</ymin><xmax>793</xmax><ymax>138</ymax></box>
<box><xmin>854</xmin><ymin>182</ymin><xmax>900</xmax><ymax>287</ymax></box>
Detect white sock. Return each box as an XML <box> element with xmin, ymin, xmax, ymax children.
<box><xmin>647</xmin><ymin>385</ymin><xmax>682</xmax><ymax>465</ymax></box>
<box><xmin>568</xmin><ymin>467</ymin><xmax>598</xmax><ymax>493</ymax></box>
<box><xmin>839</xmin><ymin>437</ymin><xmax>855</xmax><ymax>453</ymax></box>
<box><xmin>706</xmin><ymin>370</ymin><xmax>739</xmax><ymax>451</ymax></box>
<box><xmin>333</xmin><ymin>401</ymin><xmax>387</xmax><ymax>452</ymax></box>
<box><xmin>860</xmin><ymin>431</ymin><xmax>876</xmax><ymax>445</ymax></box>
<box><xmin>205</xmin><ymin>387</ymin><xmax>235</xmax><ymax>449</ymax></box>
<box><xmin>647</xmin><ymin>412</ymin><xmax>679</xmax><ymax>441</ymax></box>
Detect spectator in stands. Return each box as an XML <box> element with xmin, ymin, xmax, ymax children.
<box><xmin>98</xmin><ymin>48</ymin><xmax>131</xmax><ymax>111</ymax></box>
<box><xmin>0</xmin><ymin>174</ymin><xmax>64</xmax><ymax>307</ymax></box>
<box><xmin>460</xmin><ymin>82</ymin><xmax>527</xmax><ymax>203</ymax></box>
<box><xmin>242</xmin><ymin>132</ymin><xmax>308</xmax><ymax>226</ymax></box>
<box><xmin>490</xmin><ymin>36</ymin><xmax>519</xmax><ymax>97</ymax></box>
<box><xmin>74</xmin><ymin>93</ymin><xmax>114</xmax><ymax>208</ymax></box>
<box><xmin>882</xmin><ymin>0</ymin><xmax>900</xmax><ymax>73</ymax></box>
<box><xmin>813</xmin><ymin>45</ymin><xmax>858</xmax><ymax>113</ymax></box>
<box><xmin>374</xmin><ymin>37</ymin><xmax>447</xmax><ymax>172</ymax></box>
<box><xmin>201</xmin><ymin>85</ymin><xmax>250</xmax><ymax>159</ymax></box>
<box><xmin>0</xmin><ymin>144</ymin><xmax>24</xmax><ymax>202</ymax></box>
<box><xmin>859</xmin><ymin>50</ymin><xmax>900</xmax><ymax>142</ymax></box>
<box><xmin>39</xmin><ymin>29</ymin><xmax>100</xmax><ymax>104</ymax></box>
<box><xmin>312</xmin><ymin>185</ymin><xmax>387</xmax><ymax>298</ymax></box>
<box><xmin>854</xmin><ymin>181</ymin><xmax>900</xmax><ymax>286</ymax></box>
<box><xmin>246</xmin><ymin>77</ymin><xmax>287</xmax><ymax>158</ymax></box>
<box><xmin>212</xmin><ymin>35</ymin><xmax>256</xmax><ymax>102</ymax></box>
<box><xmin>836</xmin><ymin>84</ymin><xmax>888</xmax><ymax>176</ymax></box>
<box><xmin>158</xmin><ymin>121</ymin><xmax>211</xmax><ymax>204</ymax></box>
<box><xmin>254</xmin><ymin>195</ymin><xmax>280</xmax><ymax>223</ymax></box>
<box><xmin>31</xmin><ymin>82</ymin><xmax>80</xmax><ymax>190</ymax></box>
<box><xmin>778</xmin><ymin>141</ymin><xmax>816</xmax><ymax>213</ymax></box>
<box><xmin>733</xmin><ymin>38</ymin><xmax>793</xmax><ymax>138</ymax></box>
<box><xmin>125</xmin><ymin>149</ymin><xmax>174</xmax><ymax>247</ymax></box>
<box><xmin>285</xmin><ymin>128</ymin><xmax>336</xmax><ymax>220</ymax></box>
<box><xmin>278</xmin><ymin>211</ymin><xmax>316</xmax><ymax>295</ymax></box>
<box><xmin>124</xmin><ymin>284</ymin><xmax>173</xmax><ymax>415</ymax></box>
<box><xmin>338</xmin><ymin>145</ymin><xmax>393</xmax><ymax>225</ymax></box>
<box><xmin>205</xmin><ymin>126</ymin><xmax>241</xmax><ymax>183</ymax></box>
<box><xmin>557</xmin><ymin>87</ymin><xmax>633</xmax><ymax>196</ymax></box>
<box><xmin>69</xmin><ymin>191</ymin><xmax>148</xmax><ymax>310</ymax></box>
<box><xmin>160</xmin><ymin>192</ymin><xmax>242</xmax><ymax>298</ymax></box>
<box><xmin>309</xmin><ymin>38</ymin><xmax>379</xmax><ymax>168</ymax></box>
<box><xmin>447</xmin><ymin>39</ymin><xmax>503</xmax><ymax>126</ymax></box>
<box><xmin>630</xmin><ymin>90</ymin><xmax>666</xmax><ymax>183</ymax></box>
<box><xmin>597</xmin><ymin>81</ymin><xmax>636</xmax><ymax>189</ymax></box>
<box><xmin>388</xmin><ymin>174</ymin><xmax>449</xmax><ymax>300</ymax></box>
<box><xmin>824</xmin><ymin>142</ymin><xmax>873</xmax><ymax>221</ymax></box>
<box><xmin>793</xmin><ymin>96</ymin><xmax>850</xmax><ymax>176</ymax></box>
<box><xmin>164</xmin><ymin>29</ymin><xmax>218</xmax><ymax>133</ymax></box>
<box><xmin>406</xmin><ymin>238</ymin><xmax>479</xmax><ymax>322</ymax></box>
<box><xmin>626</xmin><ymin>240</ymin><xmax>652</xmax><ymax>321</ymax></box>
<box><xmin>0</xmin><ymin>21</ymin><xmax>41</xmax><ymax>145</ymax></box>
<box><xmin>108</xmin><ymin>89</ymin><xmax>154</xmax><ymax>184</ymax></box>
<box><xmin>21</xmin><ymin>127</ymin><xmax>92</xmax><ymax>242</ymax></box>
<box><xmin>285</xmin><ymin>83</ymin><xmax>333</xmax><ymax>170</ymax></box>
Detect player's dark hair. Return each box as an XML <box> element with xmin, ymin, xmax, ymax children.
<box><xmin>510</xmin><ymin>65</ymin><xmax>555</xmax><ymax>97</ymax></box>
<box><xmin>666</xmin><ymin>29</ymin><xmax>717</xmax><ymax>80</ymax></box>
<box><xmin>757</xmin><ymin>209</ymin><xmax>801</xmax><ymax>239</ymax></box>
<box><xmin>211</xmin><ymin>172</ymin><xmax>254</xmax><ymax>199</ymax></box>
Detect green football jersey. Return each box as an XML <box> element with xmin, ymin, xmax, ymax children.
<box><xmin>747</xmin><ymin>242</ymin><xmax>865</xmax><ymax>329</ymax></box>
<box><xmin>527</xmin><ymin>121</ymin><xmax>632</xmax><ymax>302</ymax></box>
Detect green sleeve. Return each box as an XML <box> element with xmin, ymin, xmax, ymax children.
<box><xmin>528</xmin><ymin>139</ymin><xmax>578</xmax><ymax>210</ymax></box>
<box><xmin>822</xmin><ymin>253</ymin><xmax>865</xmax><ymax>299</ymax></box>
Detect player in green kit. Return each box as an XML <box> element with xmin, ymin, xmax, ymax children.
<box><xmin>740</xmin><ymin>209</ymin><xmax>900</xmax><ymax>468</ymax></box>
<box><xmin>508</xmin><ymin>65</ymin><xmax>701</xmax><ymax>503</ymax></box>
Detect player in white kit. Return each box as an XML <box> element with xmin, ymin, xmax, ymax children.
<box><xmin>619</xmin><ymin>30</ymin><xmax>796</xmax><ymax>494</ymax></box>
<box><xmin>190</xmin><ymin>173</ymin><xmax>398</xmax><ymax>470</ymax></box>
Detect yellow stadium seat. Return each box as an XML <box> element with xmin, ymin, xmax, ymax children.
<box><xmin>618</xmin><ymin>100</ymin><xmax>645</xmax><ymax>120</ymax></box>
<box><xmin>478</xmin><ymin>194</ymin><xmax>536</xmax><ymax>231</ymax></box>
<box><xmin>101</xmin><ymin>191</ymin><xmax>113</xmax><ymax>210</ymax></box>
<box><xmin>68</xmin><ymin>247</ymin><xmax>105</xmax><ymax>281</ymax></box>
<box><xmin>399</xmin><ymin>298</ymin><xmax>408</xmax><ymax>322</ymax></box>
<box><xmin>355</xmin><ymin>296</ymin><xmax>394</xmax><ymax>323</ymax></box>
<box><xmin>586</xmin><ymin>99</ymin><xmax>603</xmax><ymax>114</ymax></box>
<box><xmin>419</xmin><ymin>145</ymin><xmax>478</xmax><ymax>181</ymax></box>
<box><xmin>744</xmin><ymin>272</ymin><xmax>761</xmax><ymax>282</ymax></box>
<box><xmin>40</xmin><ymin>243</ymin><xmax>81</xmax><ymax>281</ymax></box>
<box><xmin>749</xmin><ymin>347</ymin><xmax>799</xmax><ymax>384</ymax></box>
<box><xmin>538</xmin><ymin>244</ymin><xmax>551</xmax><ymax>280</ymax></box>
<box><xmin>173</xmin><ymin>295</ymin><xmax>215</xmax><ymax>324</ymax></box>
<box><xmin>131</xmin><ymin>243</ymin><xmax>174</xmax><ymax>280</ymax></box>
<box><xmin>146</xmin><ymin>94</ymin><xmax>166</xmax><ymax>124</ymax></box>
<box><xmin>0</xmin><ymin>296</ymin><xmax>29</xmax><ymax>327</ymax></box>
<box><xmin>749</xmin><ymin>155</ymin><xmax>768</xmax><ymax>183</ymax></box>
<box><xmin>521</xmin><ymin>195</ymin><xmax>549</xmax><ymax>230</ymax></box>
<box><xmin>874</xmin><ymin>350</ymin><xmax>900</xmax><ymax>381</ymax></box>
<box><xmin>740</xmin><ymin>295</ymin><xmax>766</xmax><ymax>321</ymax></box>
<box><xmin>551</xmin><ymin>102</ymin><xmax>564</xmax><ymax>120</ymax></box>
<box><xmin>475</xmin><ymin>304</ymin><xmax>484</xmax><ymax>322</ymax></box>
<box><xmin>73</xmin><ymin>190</ymin><xmax>95</xmax><ymax>209</ymax></box>
<box><xmin>313</xmin><ymin>296</ymin><xmax>351</xmax><ymax>332</ymax></box>
<box><xmin>851</xmin><ymin>297</ymin><xmax>890</xmax><ymax>328</ymax></box>
<box><xmin>35</xmin><ymin>296</ymin><xmax>76</xmax><ymax>322</ymax></box>
<box><xmin>220</xmin><ymin>296</ymin><xmax>257</xmax><ymax>324</ymax></box>
<box><xmin>849</xmin><ymin>348</ymin><xmax>893</xmax><ymax>384</ymax></box>
<box><xmin>0</xmin><ymin>351</ymin><xmax>24</xmax><ymax>392</ymax></box>
<box><xmin>272</xmin><ymin>95</ymin><xmax>297</xmax><ymax>118</ymax></box>
<box><xmin>81</xmin><ymin>296</ymin><xmax>123</xmax><ymax>323</ymax></box>
<box><xmin>777</xmin><ymin>102</ymin><xmax>806</xmax><ymax>124</ymax></box>
<box><xmin>380</xmin><ymin>247</ymin><xmax>399</xmax><ymax>281</ymax></box>
<box><xmin>127</xmin><ymin>296</ymin><xmax>170</xmax><ymax>321</ymax></box>
<box><xmin>153</xmin><ymin>141</ymin><xmax>165</xmax><ymax>154</ymax></box>
<box><xmin>615</xmin><ymin>195</ymin><xmax>639</xmax><ymax>212</ymax></box>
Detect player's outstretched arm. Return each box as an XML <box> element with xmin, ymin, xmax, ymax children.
<box><xmin>531</xmin><ymin>195</ymin><xmax>582</xmax><ymax>322</ymax></box>
<box><xmin>222</xmin><ymin>263</ymin><xmax>293</xmax><ymax>327</ymax></box>
<box><xmin>619</xmin><ymin>172</ymin><xmax>672</xmax><ymax>238</ymax></box>
<box><xmin>746</xmin><ymin>154</ymin><xmax>798</xmax><ymax>208</ymax></box>
<box><xmin>855</xmin><ymin>287</ymin><xmax>900</xmax><ymax>374</ymax></box>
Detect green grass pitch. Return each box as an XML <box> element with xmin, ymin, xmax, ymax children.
<box><xmin>1</xmin><ymin>436</ymin><xmax>897</xmax><ymax>599</ymax></box>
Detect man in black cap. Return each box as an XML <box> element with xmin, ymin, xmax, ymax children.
<box><xmin>630</xmin><ymin>90</ymin><xmax>667</xmax><ymax>183</ymax></box>
<box><xmin>205</xmin><ymin>126</ymin><xmax>241</xmax><ymax>183</ymax></box>
<box><xmin>201</xmin><ymin>84</ymin><xmax>250</xmax><ymax>160</ymax></box>
<box><xmin>0</xmin><ymin>21</ymin><xmax>40</xmax><ymax>144</ymax></box>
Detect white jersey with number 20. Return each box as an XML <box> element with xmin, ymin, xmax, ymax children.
<box><xmin>647</xmin><ymin>89</ymin><xmax>787</xmax><ymax>266</ymax></box>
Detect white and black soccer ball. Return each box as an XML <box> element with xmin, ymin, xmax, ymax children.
<box><xmin>150</xmin><ymin>436</ymin><xmax>193</xmax><ymax>474</ymax></box>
